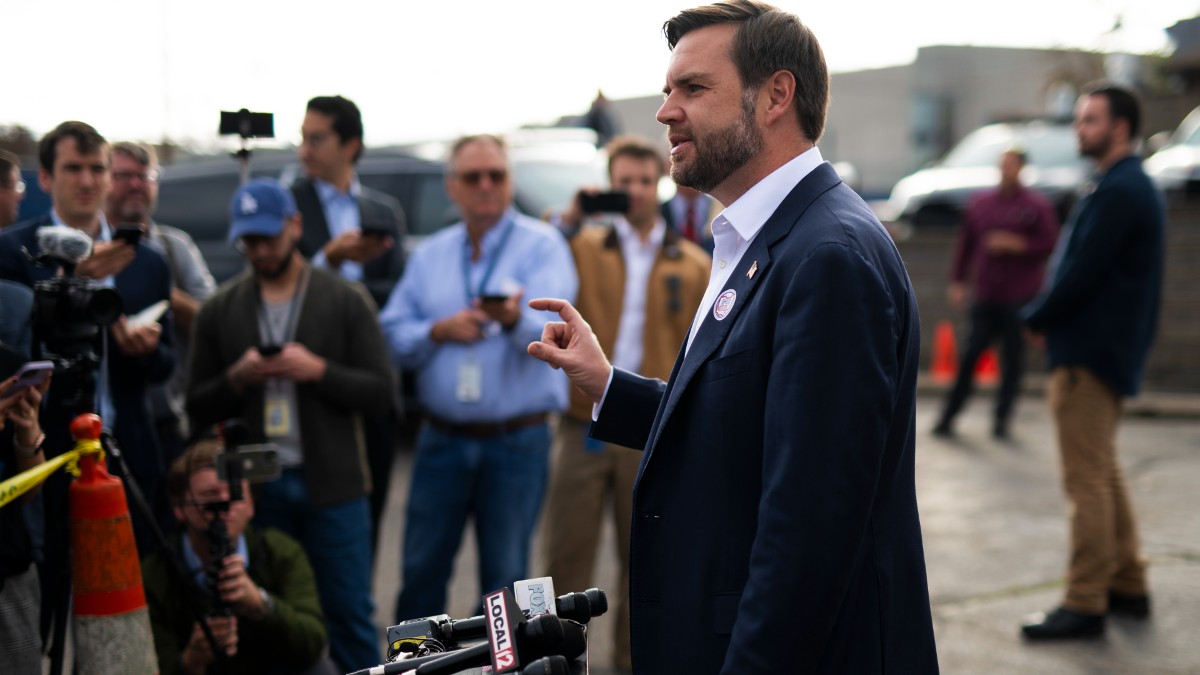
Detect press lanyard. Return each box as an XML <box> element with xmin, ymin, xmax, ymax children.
<box><xmin>256</xmin><ymin>267</ymin><xmax>309</xmax><ymax>346</ymax></box>
<box><xmin>461</xmin><ymin>219</ymin><xmax>515</xmax><ymax>305</ymax></box>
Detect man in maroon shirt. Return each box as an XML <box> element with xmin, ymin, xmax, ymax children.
<box><xmin>932</xmin><ymin>148</ymin><xmax>1058</xmax><ymax>439</ymax></box>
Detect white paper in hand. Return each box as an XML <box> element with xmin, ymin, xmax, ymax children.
<box><xmin>128</xmin><ymin>299</ymin><xmax>169</xmax><ymax>327</ymax></box>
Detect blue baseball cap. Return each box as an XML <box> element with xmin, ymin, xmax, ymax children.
<box><xmin>228</xmin><ymin>179</ymin><xmax>297</xmax><ymax>242</ymax></box>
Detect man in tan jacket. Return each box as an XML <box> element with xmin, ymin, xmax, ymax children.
<box><xmin>542</xmin><ymin>135</ymin><xmax>710</xmax><ymax>672</ymax></box>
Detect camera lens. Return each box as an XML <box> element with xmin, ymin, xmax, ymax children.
<box><xmin>86</xmin><ymin>288</ymin><xmax>124</xmax><ymax>326</ymax></box>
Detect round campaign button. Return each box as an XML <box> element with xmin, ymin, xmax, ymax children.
<box><xmin>713</xmin><ymin>289</ymin><xmax>736</xmax><ymax>321</ymax></box>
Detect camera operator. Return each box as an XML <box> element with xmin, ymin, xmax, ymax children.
<box><xmin>0</xmin><ymin>121</ymin><xmax>175</xmax><ymax>668</ymax></box>
<box><xmin>141</xmin><ymin>438</ymin><xmax>334</xmax><ymax>675</ymax></box>
<box><xmin>0</xmin><ymin>348</ymin><xmax>50</xmax><ymax>673</ymax></box>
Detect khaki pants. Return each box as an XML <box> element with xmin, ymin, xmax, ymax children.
<box><xmin>1048</xmin><ymin>366</ymin><xmax>1148</xmax><ymax>614</ymax></box>
<box><xmin>543</xmin><ymin>417</ymin><xmax>640</xmax><ymax>670</ymax></box>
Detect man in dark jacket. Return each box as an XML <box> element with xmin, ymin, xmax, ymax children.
<box><xmin>1020</xmin><ymin>83</ymin><xmax>1164</xmax><ymax>639</ymax></box>
<box><xmin>142</xmin><ymin>439</ymin><xmax>333</xmax><ymax>675</ymax></box>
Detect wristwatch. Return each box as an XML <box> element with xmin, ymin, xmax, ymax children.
<box><xmin>257</xmin><ymin>586</ymin><xmax>275</xmax><ymax>618</ymax></box>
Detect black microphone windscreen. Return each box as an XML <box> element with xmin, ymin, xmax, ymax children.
<box><xmin>584</xmin><ymin>588</ymin><xmax>608</xmax><ymax>617</ymax></box>
<box><xmin>521</xmin><ymin>655</ymin><xmax>570</xmax><ymax>675</ymax></box>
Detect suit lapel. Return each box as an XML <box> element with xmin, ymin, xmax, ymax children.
<box><xmin>638</xmin><ymin>162</ymin><xmax>843</xmax><ymax>467</ymax></box>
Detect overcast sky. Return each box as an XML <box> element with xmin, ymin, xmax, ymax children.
<box><xmin>7</xmin><ymin>0</ymin><xmax>1197</xmax><ymax>151</ymax></box>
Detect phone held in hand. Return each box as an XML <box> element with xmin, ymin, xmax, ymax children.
<box><xmin>0</xmin><ymin>361</ymin><xmax>54</xmax><ymax>399</ymax></box>
<box><xmin>257</xmin><ymin>345</ymin><xmax>283</xmax><ymax>357</ymax></box>
<box><xmin>113</xmin><ymin>224</ymin><xmax>144</xmax><ymax>246</ymax></box>
<box><xmin>579</xmin><ymin>191</ymin><xmax>630</xmax><ymax>214</ymax></box>
<box><xmin>479</xmin><ymin>294</ymin><xmax>510</xmax><ymax>305</ymax></box>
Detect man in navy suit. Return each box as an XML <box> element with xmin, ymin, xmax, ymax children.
<box><xmin>528</xmin><ymin>2</ymin><xmax>937</xmax><ymax>673</ymax></box>
<box><xmin>0</xmin><ymin>121</ymin><xmax>174</xmax><ymax>671</ymax></box>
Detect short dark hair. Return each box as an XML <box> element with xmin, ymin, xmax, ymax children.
<box><xmin>664</xmin><ymin>0</ymin><xmax>829</xmax><ymax>143</ymax></box>
<box><xmin>306</xmin><ymin>95</ymin><xmax>365</xmax><ymax>162</ymax></box>
<box><xmin>111</xmin><ymin>141</ymin><xmax>157</xmax><ymax>168</ymax></box>
<box><xmin>605</xmin><ymin>135</ymin><xmax>665</xmax><ymax>178</ymax></box>
<box><xmin>447</xmin><ymin>134</ymin><xmax>508</xmax><ymax>173</ymax></box>
<box><xmin>166</xmin><ymin>438</ymin><xmax>223</xmax><ymax>503</ymax></box>
<box><xmin>39</xmin><ymin>121</ymin><xmax>108</xmax><ymax>174</ymax></box>
<box><xmin>1082</xmin><ymin>82</ymin><xmax>1141</xmax><ymax>139</ymax></box>
<box><xmin>0</xmin><ymin>149</ymin><xmax>18</xmax><ymax>185</ymax></box>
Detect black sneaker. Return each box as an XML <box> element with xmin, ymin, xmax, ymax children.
<box><xmin>1108</xmin><ymin>591</ymin><xmax>1151</xmax><ymax>618</ymax></box>
<box><xmin>931</xmin><ymin>421</ymin><xmax>954</xmax><ymax>438</ymax></box>
<box><xmin>1021</xmin><ymin>606</ymin><xmax>1105</xmax><ymax>639</ymax></box>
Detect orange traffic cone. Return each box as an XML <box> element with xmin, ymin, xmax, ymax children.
<box><xmin>931</xmin><ymin>320</ymin><xmax>958</xmax><ymax>384</ymax></box>
<box><xmin>69</xmin><ymin>414</ymin><xmax>158</xmax><ymax>674</ymax></box>
<box><xmin>975</xmin><ymin>347</ymin><xmax>1000</xmax><ymax>386</ymax></box>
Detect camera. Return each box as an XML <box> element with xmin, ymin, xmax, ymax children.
<box><xmin>31</xmin><ymin>275</ymin><xmax>123</xmax><ymax>414</ymax></box>
<box><xmin>580</xmin><ymin>191</ymin><xmax>630</xmax><ymax>214</ymax></box>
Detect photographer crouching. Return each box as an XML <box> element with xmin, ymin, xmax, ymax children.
<box><xmin>140</xmin><ymin>438</ymin><xmax>336</xmax><ymax>675</ymax></box>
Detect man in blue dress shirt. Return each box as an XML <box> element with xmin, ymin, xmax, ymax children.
<box><xmin>381</xmin><ymin>134</ymin><xmax>577</xmax><ymax>621</ymax></box>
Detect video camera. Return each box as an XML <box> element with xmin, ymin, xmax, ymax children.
<box><xmin>26</xmin><ymin>225</ymin><xmax>123</xmax><ymax>414</ymax></box>
<box><xmin>201</xmin><ymin>419</ymin><xmax>280</xmax><ymax>616</ymax></box>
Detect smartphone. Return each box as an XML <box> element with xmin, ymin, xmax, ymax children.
<box><xmin>360</xmin><ymin>221</ymin><xmax>395</xmax><ymax>238</ymax></box>
<box><xmin>579</xmin><ymin>191</ymin><xmax>630</xmax><ymax>214</ymax></box>
<box><xmin>215</xmin><ymin>445</ymin><xmax>281</xmax><ymax>484</ymax></box>
<box><xmin>479</xmin><ymin>294</ymin><xmax>510</xmax><ymax>305</ymax></box>
<box><xmin>113</xmin><ymin>224</ymin><xmax>144</xmax><ymax>246</ymax></box>
<box><xmin>219</xmin><ymin>109</ymin><xmax>275</xmax><ymax>139</ymax></box>
<box><xmin>0</xmin><ymin>361</ymin><xmax>54</xmax><ymax>399</ymax></box>
<box><xmin>257</xmin><ymin>345</ymin><xmax>283</xmax><ymax>357</ymax></box>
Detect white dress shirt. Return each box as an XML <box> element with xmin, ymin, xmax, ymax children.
<box><xmin>609</xmin><ymin>217</ymin><xmax>666</xmax><ymax>374</ymax></box>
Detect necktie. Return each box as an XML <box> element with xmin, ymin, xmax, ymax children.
<box><xmin>683</xmin><ymin>198</ymin><xmax>698</xmax><ymax>243</ymax></box>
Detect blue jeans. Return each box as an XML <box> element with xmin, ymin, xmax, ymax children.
<box><xmin>394</xmin><ymin>422</ymin><xmax>551</xmax><ymax>622</ymax></box>
<box><xmin>254</xmin><ymin>469</ymin><xmax>378</xmax><ymax>671</ymax></box>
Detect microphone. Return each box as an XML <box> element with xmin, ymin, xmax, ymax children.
<box><xmin>437</xmin><ymin>588</ymin><xmax>608</xmax><ymax>648</ymax></box>
<box><xmin>521</xmin><ymin>655</ymin><xmax>570</xmax><ymax>675</ymax></box>
<box><xmin>414</xmin><ymin>615</ymin><xmax>585</xmax><ymax>675</ymax></box>
<box><xmin>33</xmin><ymin>225</ymin><xmax>93</xmax><ymax>266</ymax></box>
<box><xmin>514</xmin><ymin>576</ymin><xmax>556</xmax><ymax>616</ymax></box>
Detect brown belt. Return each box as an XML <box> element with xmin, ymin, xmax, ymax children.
<box><xmin>427</xmin><ymin>412</ymin><xmax>548</xmax><ymax>438</ymax></box>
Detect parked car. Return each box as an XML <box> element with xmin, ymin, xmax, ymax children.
<box><xmin>885</xmin><ymin>119</ymin><xmax>1088</xmax><ymax>227</ymax></box>
<box><xmin>1145</xmin><ymin>104</ymin><xmax>1200</xmax><ymax>195</ymax></box>
<box><xmin>156</xmin><ymin>135</ymin><xmax>607</xmax><ymax>283</ymax></box>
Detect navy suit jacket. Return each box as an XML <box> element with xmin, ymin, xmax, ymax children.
<box><xmin>0</xmin><ymin>216</ymin><xmax>174</xmax><ymax>488</ymax></box>
<box><xmin>593</xmin><ymin>163</ymin><xmax>938</xmax><ymax>674</ymax></box>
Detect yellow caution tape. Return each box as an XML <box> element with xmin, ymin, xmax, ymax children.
<box><xmin>0</xmin><ymin>438</ymin><xmax>105</xmax><ymax>509</ymax></box>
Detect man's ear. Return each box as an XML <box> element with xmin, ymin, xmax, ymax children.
<box><xmin>761</xmin><ymin>69</ymin><xmax>797</xmax><ymax>128</ymax></box>
<box><xmin>172</xmin><ymin>504</ymin><xmax>186</xmax><ymax>523</ymax></box>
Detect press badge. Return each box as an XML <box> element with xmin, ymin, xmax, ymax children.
<box><xmin>264</xmin><ymin>396</ymin><xmax>291</xmax><ymax>436</ymax></box>
<box><xmin>456</xmin><ymin>355</ymin><xmax>482</xmax><ymax>403</ymax></box>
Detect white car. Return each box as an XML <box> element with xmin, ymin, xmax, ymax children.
<box><xmin>1145</xmin><ymin>105</ymin><xmax>1200</xmax><ymax>195</ymax></box>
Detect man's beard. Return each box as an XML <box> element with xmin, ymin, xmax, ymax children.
<box><xmin>114</xmin><ymin>193</ymin><xmax>154</xmax><ymax>223</ymax></box>
<box><xmin>255</xmin><ymin>241</ymin><xmax>299</xmax><ymax>280</ymax></box>
<box><xmin>670</xmin><ymin>88</ymin><xmax>764</xmax><ymax>193</ymax></box>
<box><xmin>1078</xmin><ymin>131</ymin><xmax>1112</xmax><ymax>161</ymax></box>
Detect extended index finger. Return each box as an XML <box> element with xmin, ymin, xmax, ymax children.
<box><xmin>528</xmin><ymin>297</ymin><xmax>584</xmax><ymax>325</ymax></box>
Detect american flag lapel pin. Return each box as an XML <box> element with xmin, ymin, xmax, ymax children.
<box><xmin>747</xmin><ymin>261</ymin><xmax>758</xmax><ymax>279</ymax></box>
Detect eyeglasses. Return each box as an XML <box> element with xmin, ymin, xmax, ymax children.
<box><xmin>456</xmin><ymin>169</ymin><xmax>508</xmax><ymax>186</ymax></box>
<box><xmin>112</xmin><ymin>170</ymin><xmax>159</xmax><ymax>184</ymax></box>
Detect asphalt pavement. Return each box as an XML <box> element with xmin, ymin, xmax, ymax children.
<box><xmin>371</xmin><ymin>387</ymin><xmax>1200</xmax><ymax>674</ymax></box>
